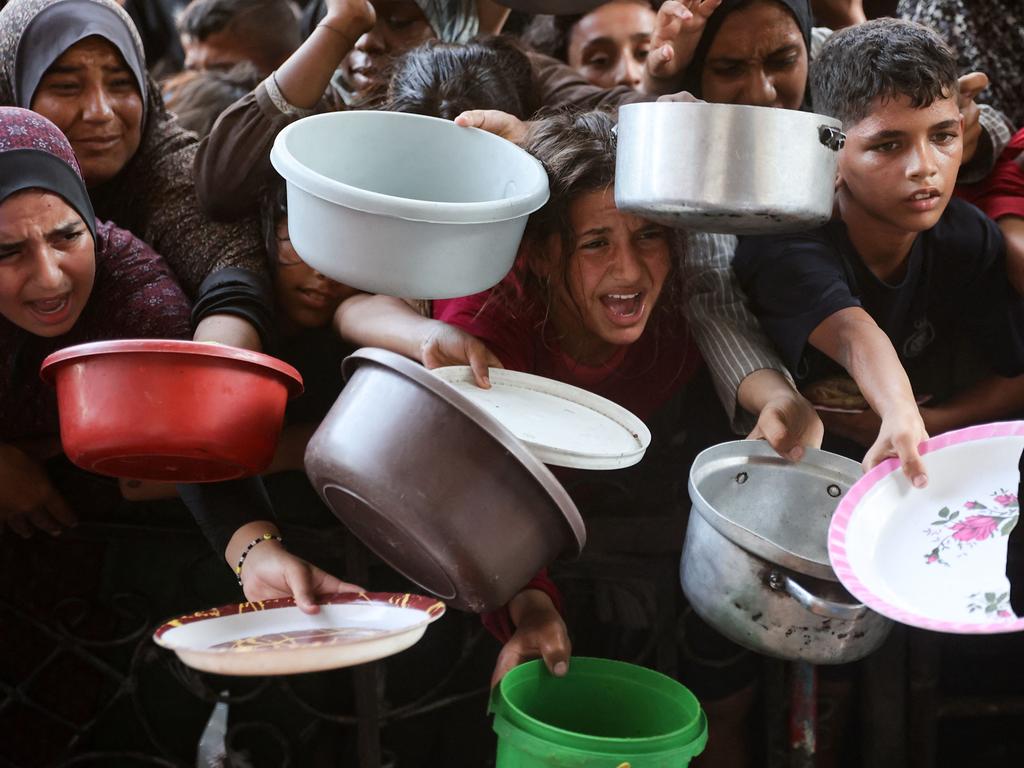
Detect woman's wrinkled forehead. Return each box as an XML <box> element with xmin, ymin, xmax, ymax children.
<box><xmin>0</xmin><ymin>0</ymin><xmax>147</xmax><ymax>112</ymax></box>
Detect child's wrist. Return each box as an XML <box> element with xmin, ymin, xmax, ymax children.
<box><xmin>508</xmin><ymin>588</ymin><xmax>557</xmax><ymax>627</ymax></box>
<box><xmin>225</xmin><ymin>520</ymin><xmax>282</xmax><ymax>566</ymax></box>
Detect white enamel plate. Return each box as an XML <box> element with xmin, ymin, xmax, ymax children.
<box><xmin>430</xmin><ymin>366</ymin><xmax>651</xmax><ymax>470</ymax></box>
<box><xmin>829</xmin><ymin>422</ymin><xmax>1024</xmax><ymax>633</ymax></box>
<box><xmin>154</xmin><ymin>593</ymin><xmax>446</xmax><ymax>675</ymax></box>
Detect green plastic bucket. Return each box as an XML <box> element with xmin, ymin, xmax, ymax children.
<box><xmin>491</xmin><ymin>657</ymin><xmax>708</xmax><ymax>767</ymax></box>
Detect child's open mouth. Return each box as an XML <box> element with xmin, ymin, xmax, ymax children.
<box><xmin>600</xmin><ymin>292</ymin><xmax>645</xmax><ymax>326</ymax></box>
<box><xmin>906</xmin><ymin>188</ymin><xmax>942</xmax><ymax>212</ymax></box>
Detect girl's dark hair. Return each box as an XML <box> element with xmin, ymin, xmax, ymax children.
<box><xmin>499</xmin><ymin>110</ymin><xmax>684</xmax><ymax>330</ymax></box>
<box><xmin>260</xmin><ymin>178</ymin><xmax>288</xmax><ymax>269</ymax></box>
<box><xmin>163</xmin><ymin>61</ymin><xmax>261</xmax><ymax>139</ymax></box>
<box><xmin>381</xmin><ymin>36</ymin><xmax>539</xmax><ymax>120</ymax></box>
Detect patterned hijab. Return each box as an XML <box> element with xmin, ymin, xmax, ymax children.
<box><xmin>0</xmin><ymin>106</ymin><xmax>96</xmax><ymax>242</ymax></box>
<box><xmin>416</xmin><ymin>0</ymin><xmax>479</xmax><ymax>44</ymax></box>
<box><xmin>0</xmin><ymin>0</ymin><xmax>152</xmax><ymax>117</ymax></box>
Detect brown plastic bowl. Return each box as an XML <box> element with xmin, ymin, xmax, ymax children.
<box><xmin>304</xmin><ymin>348</ymin><xmax>586</xmax><ymax>612</ymax></box>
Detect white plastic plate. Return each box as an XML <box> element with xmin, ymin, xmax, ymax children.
<box><xmin>154</xmin><ymin>593</ymin><xmax>445</xmax><ymax>675</ymax></box>
<box><xmin>430</xmin><ymin>366</ymin><xmax>651</xmax><ymax>470</ymax></box>
<box><xmin>829</xmin><ymin>422</ymin><xmax>1024</xmax><ymax>633</ymax></box>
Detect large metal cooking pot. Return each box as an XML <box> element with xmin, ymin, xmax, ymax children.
<box><xmin>681</xmin><ymin>441</ymin><xmax>891</xmax><ymax>664</ymax></box>
<box><xmin>615</xmin><ymin>102</ymin><xmax>846</xmax><ymax>235</ymax></box>
<box><xmin>304</xmin><ymin>348</ymin><xmax>586</xmax><ymax>613</ymax></box>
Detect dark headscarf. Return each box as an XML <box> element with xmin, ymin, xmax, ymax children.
<box><xmin>0</xmin><ymin>106</ymin><xmax>96</xmax><ymax>242</ymax></box>
<box><xmin>680</xmin><ymin>0</ymin><xmax>813</xmax><ymax>106</ymax></box>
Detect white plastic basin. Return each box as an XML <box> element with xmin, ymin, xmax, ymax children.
<box><xmin>270</xmin><ymin>111</ymin><xmax>550</xmax><ymax>299</ymax></box>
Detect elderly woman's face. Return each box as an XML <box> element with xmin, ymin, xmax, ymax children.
<box><xmin>31</xmin><ymin>37</ymin><xmax>144</xmax><ymax>187</ymax></box>
<box><xmin>341</xmin><ymin>1</ymin><xmax>435</xmax><ymax>95</ymax></box>
<box><xmin>701</xmin><ymin>0</ymin><xmax>807</xmax><ymax>110</ymax></box>
<box><xmin>0</xmin><ymin>191</ymin><xmax>95</xmax><ymax>337</ymax></box>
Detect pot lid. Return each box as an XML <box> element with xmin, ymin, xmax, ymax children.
<box><xmin>342</xmin><ymin>349</ymin><xmax>587</xmax><ymax>557</ymax></box>
<box><xmin>688</xmin><ymin>441</ymin><xmax>862</xmax><ymax>581</ymax></box>
<box><xmin>429</xmin><ymin>367</ymin><xmax>650</xmax><ymax>470</ymax></box>
<box><xmin>40</xmin><ymin>339</ymin><xmax>304</xmax><ymax>397</ymax></box>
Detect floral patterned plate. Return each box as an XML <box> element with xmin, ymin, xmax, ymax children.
<box><xmin>154</xmin><ymin>592</ymin><xmax>446</xmax><ymax>675</ymax></box>
<box><xmin>828</xmin><ymin>422</ymin><xmax>1024</xmax><ymax>633</ymax></box>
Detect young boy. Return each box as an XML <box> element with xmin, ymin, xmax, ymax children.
<box><xmin>733</xmin><ymin>18</ymin><xmax>1024</xmax><ymax>486</ymax></box>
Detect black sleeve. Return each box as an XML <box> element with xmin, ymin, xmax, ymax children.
<box><xmin>947</xmin><ymin>202</ymin><xmax>1024</xmax><ymax>377</ymax></box>
<box><xmin>732</xmin><ymin>233</ymin><xmax>861</xmax><ymax>372</ymax></box>
<box><xmin>191</xmin><ymin>266</ymin><xmax>275</xmax><ymax>349</ymax></box>
<box><xmin>177</xmin><ymin>476</ymin><xmax>277</xmax><ymax>557</ymax></box>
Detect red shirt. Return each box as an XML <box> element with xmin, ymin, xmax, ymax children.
<box><xmin>433</xmin><ymin>284</ymin><xmax>702</xmax><ymax>423</ymax></box>
<box><xmin>957</xmin><ymin>128</ymin><xmax>1024</xmax><ymax>222</ymax></box>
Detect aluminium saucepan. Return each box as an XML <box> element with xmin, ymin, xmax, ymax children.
<box><xmin>615</xmin><ymin>102</ymin><xmax>846</xmax><ymax>235</ymax></box>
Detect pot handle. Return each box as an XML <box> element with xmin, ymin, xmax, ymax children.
<box><xmin>768</xmin><ymin>571</ymin><xmax>867</xmax><ymax>621</ymax></box>
<box><xmin>818</xmin><ymin>125</ymin><xmax>846</xmax><ymax>151</ymax></box>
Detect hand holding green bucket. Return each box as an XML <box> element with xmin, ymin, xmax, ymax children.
<box><xmin>490</xmin><ymin>657</ymin><xmax>708</xmax><ymax>767</ymax></box>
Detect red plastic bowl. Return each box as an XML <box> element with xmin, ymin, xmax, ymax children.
<box><xmin>40</xmin><ymin>340</ymin><xmax>303</xmax><ymax>482</ymax></box>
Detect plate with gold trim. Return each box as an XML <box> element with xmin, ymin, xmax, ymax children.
<box><xmin>153</xmin><ymin>592</ymin><xmax>446</xmax><ymax>675</ymax></box>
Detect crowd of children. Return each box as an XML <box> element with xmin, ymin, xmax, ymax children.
<box><xmin>1</xmin><ymin>0</ymin><xmax>1022</xmax><ymax>765</ymax></box>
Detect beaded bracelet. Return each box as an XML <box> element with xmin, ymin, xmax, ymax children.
<box><xmin>235</xmin><ymin>532</ymin><xmax>283</xmax><ymax>587</ymax></box>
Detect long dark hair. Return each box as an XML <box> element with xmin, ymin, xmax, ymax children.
<box><xmin>367</xmin><ymin>36</ymin><xmax>539</xmax><ymax>120</ymax></box>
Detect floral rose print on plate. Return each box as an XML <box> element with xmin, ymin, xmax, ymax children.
<box><xmin>923</xmin><ymin>490</ymin><xmax>1019</xmax><ymax>567</ymax></box>
<box><xmin>828</xmin><ymin>422</ymin><xmax>1024</xmax><ymax>634</ymax></box>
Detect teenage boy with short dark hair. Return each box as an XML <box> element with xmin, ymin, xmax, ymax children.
<box><xmin>733</xmin><ymin>18</ymin><xmax>1024</xmax><ymax>487</ymax></box>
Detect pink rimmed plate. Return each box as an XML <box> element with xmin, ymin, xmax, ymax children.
<box><xmin>154</xmin><ymin>592</ymin><xmax>446</xmax><ymax>675</ymax></box>
<box><xmin>828</xmin><ymin>422</ymin><xmax>1024</xmax><ymax>633</ymax></box>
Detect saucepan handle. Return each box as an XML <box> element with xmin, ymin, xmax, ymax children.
<box><xmin>818</xmin><ymin>125</ymin><xmax>846</xmax><ymax>151</ymax></box>
<box><xmin>768</xmin><ymin>571</ymin><xmax>867</xmax><ymax>621</ymax></box>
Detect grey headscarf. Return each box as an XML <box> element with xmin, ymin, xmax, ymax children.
<box><xmin>416</xmin><ymin>0</ymin><xmax>479</xmax><ymax>44</ymax></box>
<box><xmin>2</xmin><ymin>0</ymin><xmax>148</xmax><ymax>116</ymax></box>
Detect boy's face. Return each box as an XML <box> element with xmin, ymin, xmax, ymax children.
<box><xmin>837</xmin><ymin>93</ymin><xmax>963</xmax><ymax>235</ymax></box>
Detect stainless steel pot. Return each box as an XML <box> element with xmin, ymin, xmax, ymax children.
<box><xmin>680</xmin><ymin>441</ymin><xmax>891</xmax><ymax>664</ymax></box>
<box><xmin>304</xmin><ymin>348</ymin><xmax>586</xmax><ymax>613</ymax></box>
<box><xmin>615</xmin><ymin>102</ymin><xmax>846</xmax><ymax>235</ymax></box>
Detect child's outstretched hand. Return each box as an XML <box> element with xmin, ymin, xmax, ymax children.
<box><xmin>644</xmin><ymin>0</ymin><xmax>723</xmax><ymax>93</ymax></box>
<box><xmin>228</xmin><ymin>523</ymin><xmax>362</xmax><ymax>615</ymax></box>
<box><xmin>420</xmin><ymin>321</ymin><xmax>503</xmax><ymax>389</ymax></box>
<box><xmin>490</xmin><ymin>589</ymin><xmax>570</xmax><ymax>689</ymax></box>
<box><xmin>863</xmin><ymin>408</ymin><xmax>929</xmax><ymax>488</ymax></box>
<box><xmin>748</xmin><ymin>389</ymin><xmax>824</xmax><ymax>462</ymax></box>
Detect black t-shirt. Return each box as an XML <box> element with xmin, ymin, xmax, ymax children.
<box><xmin>733</xmin><ymin>198</ymin><xmax>1024</xmax><ymax>402</ymax></box>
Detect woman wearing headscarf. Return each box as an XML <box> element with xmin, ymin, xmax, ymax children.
<box><xmin>0</xmin><ymin>107</ymin><xmax>192</xmax><ymax>538</ymax></box>
<box><xmin>0</xmin><ymin>0</ymin><xmax>274</xmax><ymax>350</ymax></box>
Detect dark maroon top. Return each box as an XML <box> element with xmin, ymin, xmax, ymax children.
<box><xmin>1</xmin><ymin>219</ymin><xmax>192</xmax><ymax>442</ymax></box>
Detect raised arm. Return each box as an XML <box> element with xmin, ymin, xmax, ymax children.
<box><xmin>194</xmin><ymin>0</ymin><xmax>375</xmax><ymax>220</ymax></box>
